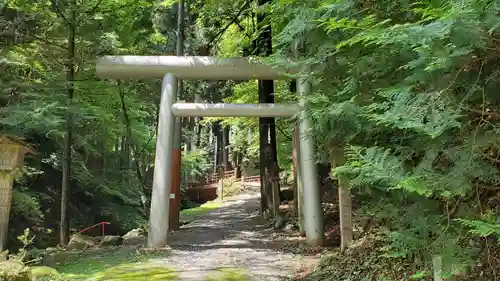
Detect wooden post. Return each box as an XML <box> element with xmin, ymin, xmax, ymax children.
<box><xmin>292</xmin><ymin>126</ymin><xmax>305</xmax><ymax>236</ymax></box>
<box><xmin>269</xmin><ymin>163</ymin><xmax>281</xmax><ymax>219</ymax></box>
<box><xmin>217</xmin><ymin>165</ymin><xmax>224</xmax><ymax>201</ymax></box>
<box><xmin>291</xmin><ymin>128</ymin><xmax>299</xmax><ymax>216</ymax></box>
<box><xmin>333</xmin><ymin>147</ymin><xmax>353</xmax><ymax>252</ymax></box>
<box><xmin>169</xmin><ymin>143</ymin><xmax>182</xmax><ymax>231</ymax></box>
<box><xmin>433</xmin><ymin>255</ymin><xmax>458</xmax><ymax>281</ymax></box>
<box><xmin>0</xmin><ymin>136</ymin><xmax>34</xmax><ymax>252</ymax></box>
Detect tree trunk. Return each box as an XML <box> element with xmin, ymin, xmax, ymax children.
<box><xmin>256</xmin><ymin>0</ymin><xmax>278</xmax><ymax>215</ymax></box>
<box><xmin>118</xmin><ymin>82</ymin><xmax>148</xmax><ymax>215</ymax></box>
<box><xmin>195</xmin><ymin>121</ymin><xmax>203</xmax><ymax>149</ymax></box>
<box><xmin>119</xmin><ymin>135</ymin><xmax>126</xmax><ymax>168</ymax></box>
<box><xmin>101</xmin><ymin>136</ymin><xmax>107</xmax><ymax>176</ymax></box>
<box><xmin>222</xmin><ymin>126</ymin><xmax>229</xmax><ymax>169</ymax></box>
<box><xmin>235</xmin><ymin>151</ymin><xmax>242</xmax><ymax>178</ymax></box>
<box><xmin>192</xmin><ymin>90</ymin><xmax>201</xmax><ymax>151</ymax></box>
<box><xmin>215</xmin><ymin>122</ymin><xmax>222</xmax><ymax>166</ymax></box>
<box><xmin>60</xmin><ymin>0</ymin><xmax>76</xmax><ymax>246</ymax></box>
<box><xmin>184</xmin><ymin>120</ymin><xmax>191</xmax><ymax>153</ymax></box>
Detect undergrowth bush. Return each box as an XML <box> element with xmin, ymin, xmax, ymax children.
<box><xmin>271</xmin><ymin>0</ymin><xmax>500</xmax><ymax>277</ymax></box>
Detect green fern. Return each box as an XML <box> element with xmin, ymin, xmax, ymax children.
<box><xmin>456</xmin><ymin>212</ymin><xmax>500</xmax><ymax>238</ymax></box>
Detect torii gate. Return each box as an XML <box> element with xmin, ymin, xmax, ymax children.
<box><xmin>96</xmin><ymin>56</ymin><xmax>324</xmax><ymax>247</ymax></box>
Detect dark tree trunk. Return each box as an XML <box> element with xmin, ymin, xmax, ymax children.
<box><xmin>212</xmin><ymin>122</ymin><xmax>222</xmax><ymax>167</ymax></box>
<box><xmin>235</xmin><ymin>151</ymin><xmax>243</xmax><ymax>178</ymax></box>
<box><xmin>195</xmin><ymin>119</ymin><xmax>203</xmax><ymax>149</ymax></box>
<box><xmin>222</xmin><ymin>126</ymin><xmax>230</xmax><ymax>169</ymax></box>
<box><xmin>256</xmin><ymin>0</ymin><xmax>278</xmax><ymax>214</ymax></box>
<box><xmin>60</xmin><ymin>0</ymin><xmax>76</xmax><ymax>246</ymax></box>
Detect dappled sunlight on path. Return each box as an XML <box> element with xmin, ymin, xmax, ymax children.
<box><xmin>149</xmin><ymin>189</ymin><xmax>312</xmax><ymax>281</ymax></box>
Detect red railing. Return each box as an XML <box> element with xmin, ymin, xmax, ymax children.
<box><xmin>241</xmin><ymin>175</ymin><xmax>260</xmax><ymax>187</ymax></box>
<box><xmin>203</xmin><ymin>169</ymin><xmax>237</xmax><ymax>186</ymax></box>
<box><xmin>224</xmin><ymin>170</ymin><xmax>235</xmax><ymax>178</ymax></box>
<box><xmin>78</xmin><ymin>221</ymin><xmax>111</xmax><ymax>236</ymax></box>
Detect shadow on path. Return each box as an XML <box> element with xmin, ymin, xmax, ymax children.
<box><xmin>150</xmin><ymin>190</ymin><xmax>313</xmax><ymax>281</ymax></box>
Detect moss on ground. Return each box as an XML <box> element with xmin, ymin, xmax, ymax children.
<box><xmin>30</xmin><ymin>266</ymin><xmax>62</xmax><ymax>280</ymax></box>
<box><xmin>53</xmin><ymin>247</ymin><xmax>171</xmax><ymax>280</ymax></box>
<box><xmin>180</xmin><ymin>201</ymin><xmax>221</xmax><ymax>222</ymax></box>
<box><xmin>203</xmin><ymin>267</ymin><xmax>250</xmax><ymax>281</ymax></box>
<box><xmin>91</xmin><ymin>264</ymin><xmax>178</xmax><ymax>281</ymax></box>
<box><xmin>179</xmin><ymin>180</ymin><xmax>244</xmax><ymax>223</ymax></box>
<box><xmin>222</xmin><ymin>179</ymin><xmax>242</xmax><ymax>198</ymax></box>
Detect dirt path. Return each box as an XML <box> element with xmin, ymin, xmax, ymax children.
<box><xmin>149</xmin><ymin>188</ymin><xmax>315</xmax><ymax>280</ymax></box>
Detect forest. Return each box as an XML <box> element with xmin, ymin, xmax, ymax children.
<box><xmin>1</xmin><ymin>0</ymin><xmax>500</xmax><ymax>280</ymax></box>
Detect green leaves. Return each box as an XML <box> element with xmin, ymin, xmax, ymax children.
<box><xmin>367</xmin><ymin>88</ymin><xmax>462</xmax><ymax>139</ymax></box>
<box><xmin>456</xmin><ymin>213</ymin><xmax>500</xmax><ymax>238</ymax></box>
<box><xmin>159</xmin><ymin>0</ymin><xmax>179</xmax><ymax>7</ymax></box>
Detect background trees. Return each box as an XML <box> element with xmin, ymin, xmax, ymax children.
<box><xmin>2</xmin><ymin>0</ymin><xmax>500</xmax><ymax>278</ymax></box>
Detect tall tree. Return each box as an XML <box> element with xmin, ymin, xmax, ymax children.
<box><xmin>255</xmin><ymin>0</ymin><xmax>278</xmax><ymax>214</ymax></box>
<box><xmin>60</xmin><ymin>0</ymin><xmax>77</xmax><ymax>246</ymax></box>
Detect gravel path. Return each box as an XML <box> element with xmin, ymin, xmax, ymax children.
<box><xmin>150</xmin><ymin>188</ymin><xmax>311</xmax><ymax>281</ymax></box>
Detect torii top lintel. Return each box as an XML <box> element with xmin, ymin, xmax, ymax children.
<box><xmin>96</xmin><ymin>56</ymin><xmax>294</xmax><ymax>80</ymax></box>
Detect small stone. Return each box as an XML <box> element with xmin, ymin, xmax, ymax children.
<box><xmin>99</xmin><ymin>235</ymin><xmax>123</xmax><ymax>247</ymax></box>
<box><xmin>123</xmin><ymin>229</ymin><xmax>147</xmax><ymax>246</ymax></box>
<box><xmin>123</xmin><ymin>228</ymin><xmax>145</xmax><ymax>239</ymax></box>
<box><xmin>42</xmin><ymin>250</ymin><xmax>71</xmax><ymax>266</ymax></box>
<box><xmin>123</xmin><ymin>235</ymin><xmax>147</xmax><ymax>246</ymax></box>
<box><xmin>67</xmin><ymin>234</ymin><xmax>95</xmax><ymax>250</ymax></box>
<box><xmin>274</xmin><ymin>216</ymin><xmax>286</xmax><ymax>229</ymax></box>
<box><xmin>283</xmin><ymin>223</ymin><xmax>295</xmax><ymax>233</ymax></box>
<box><xmin>45</xmin><ymin>247</ymin><xmax>58</xmax><ymax>253</ymax></box>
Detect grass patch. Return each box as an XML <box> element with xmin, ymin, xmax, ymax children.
<box><xmin>204</xmin><ymin>267</ymin><xmax>250</xmax><ymax>281</ymax></box>
<box><xmin>91</xmin><ymin>264</ymin><xmax>178</xmax><ymax>281</ymax></box>
<box><xmin>222</xmin><ymin>179</ymin><xmax>242</xmax><ymax>197</ymax></box>
<box><xmin>53</xmin><ymin>247</ymin><xmax>171</xmax><ymax>280</ymax></box>
<box><xmin>31</xmin><ymin>266</ymin><xmax>62</xmax><ymax>280</ymax></box>
<box><xmin>180</xmin><ymin>201</ymin><xmax>221</xmax><ymax>222</ymax></box>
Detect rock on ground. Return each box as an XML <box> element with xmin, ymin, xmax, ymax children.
<box><xmin>122</xmin><ymin>229</ymin><xmax>147</xmax><ymax>246</ymax></box>
<box><xmin>42</xmin><ymin>249</ymin><xmax>81</xmax><ymax>266</ymax></box>
<box><xmin>0</xmin><ymin>260</ymin><xmax>31</xmax><ymax>281</ymax></box>
<box><xmin>67</xmin><ymin>234</ymin><xmax>95</xmax><ymax>250</ymax></box>
<box><xmin>100</xmin><ymin>235</ymin><xmax>123</xmax><ymax>247</ymax></box>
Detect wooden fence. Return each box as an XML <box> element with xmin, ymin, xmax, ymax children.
<box><xmin>183</xmin><ymin>170</ymin><xmax>260</xmax><ymax>203</ymax></box>
<box><xmin>185</xmin><ymin>170</ymin><xmax>261</xmax><ymax>190</ymax></box>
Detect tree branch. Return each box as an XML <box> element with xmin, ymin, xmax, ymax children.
<box><xmin>86</xmin><ymin>0</ymin><xmax>103</xmax><ymax>15</ymax></box>
<box><xmin>92</xmin><ymin>3</ymin><xmax>131</xmax><ymax>15</ymax></box>
<box><xmin>466</xmin><ymin>107</ymin><xmax>500</xmax><ymax>120</ymax></box>
<box><xmin>276</xmin><ymin>124</ymin><xmax>292</xmax><ymax>141</ymax></box>
<box><xmin>231</xmin><ymin>16</ymin><xmax>253</xmax><ymax>39</ymax></box>
<box><xmin>206</xmin><ymin>1</ymin><xmax>250</xmax><ymax>48</ymax></box>
<box><xmin>50</xmin><ymin>0</ymin><xmax>71</xmax><ymax>26</ymax></box>
<box><xmin>31</xmin><ymin>35</ymin><xmax>67</xmax><ymax>49</ymax></box>
<box><xmin>138</xmin><ymin>132</ymin><xmax>155</xmax><ymax>156</ymax></box>
<box><xmin>117</xmin><ymin>81</ymin><xmax>148</xmax><ymax>201</ymax></box>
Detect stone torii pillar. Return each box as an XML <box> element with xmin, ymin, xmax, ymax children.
<box><xmin>96</xmin><ymin>56</ymin><xmax>324</xmax><ymax>248</ymax></box>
